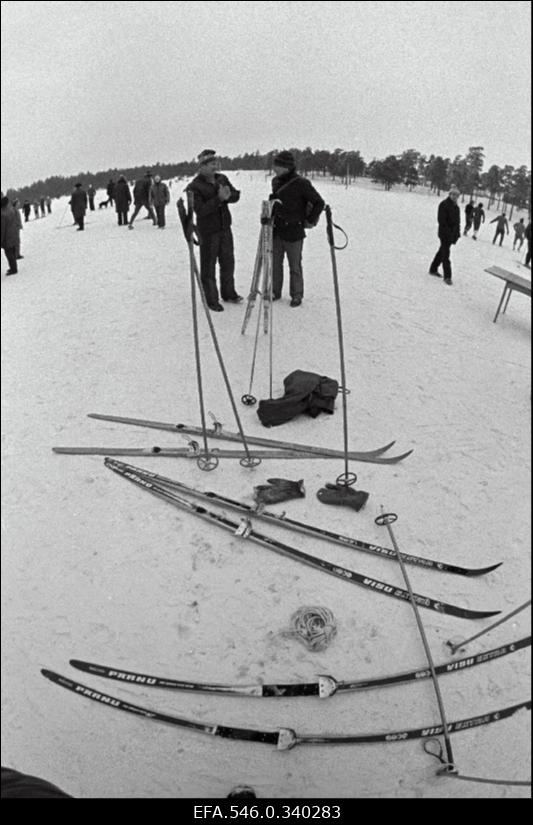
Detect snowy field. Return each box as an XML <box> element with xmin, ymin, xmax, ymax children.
<box><xmin>1</xmin><ymin>170</ymin><xmax>530</xmax><ymax>799</ymax></box>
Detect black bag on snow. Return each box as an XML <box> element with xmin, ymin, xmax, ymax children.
<box><xmin>257</xmin><ymin>370</ymin><xmax>339</xmax><ymax>427</ymax></box>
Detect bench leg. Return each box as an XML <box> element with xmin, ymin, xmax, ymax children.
<box><xmin>493</xmin><ymin>285</ymin><xmax>508</xmax><ymax>323</ymax></box>
<box><xmin>502</xmin><ymin>286</ymin><xmax>512</xmax><ymax>314</ymax></box>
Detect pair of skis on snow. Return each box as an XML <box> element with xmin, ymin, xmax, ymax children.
<box><xmin>52</xmin><ymin>412</ymin><xmax>414</xmax><ymax>465</ymax></box>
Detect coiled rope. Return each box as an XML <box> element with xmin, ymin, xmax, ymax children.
<box><xmin>283</xmin><ymin>606</ymin><xmax>337</xmax><ymax>652</ymax></box>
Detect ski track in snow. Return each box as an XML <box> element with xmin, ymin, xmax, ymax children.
<box><xmin>1</xmin><ymin>172</ymin><xmax>530</xmax><ymax>798</ymax></box>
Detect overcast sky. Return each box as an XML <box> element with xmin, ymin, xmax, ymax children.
<box><xmin>1</xmin><ymin>0</ymin><xmax>531</xmax><ymax>190</ymax></box>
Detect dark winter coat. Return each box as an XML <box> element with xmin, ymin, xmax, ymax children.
<box><xmin>186</xmin><ymin>173</ymin><xmax>240</xmax><ymax>237</ymax></box>
<box><xmin>257</xmin><ymin>370</ymin><xmax>339</xmax><ymax>427</ymax></box>
<box><xmin>437</xmin><ymin>196</ymin><xmax>461</xmax><ymax>244</ymax></box>
<box><xmin>69</xmin><ymin>188</ymin><xmax>88</xmax><ymax>218</ymax></box>
<box><xmin>114</xmin><ymin>179</ymin><xmax>132</xmax><ymax>212</ymax></box>
<box><xmin>133</xmin><ymin>178</ymin><xmax>153</xmax><ymax>205</ymax></box>
<box><xmin>270</xmin><ymin>170</ymin><xmax>325</xmax><ymax>242</ymax></box>
<box><xmin>107</xmin><ymin>181</ymin><xmax>116</xmax><ymax>198</ymax></box>
<box><xmin>151</xmin><ymin>181</ymin><xmax>170</xmax><ymax>207</ymax></box>
<box><xmin>473</xmin><ymin>205</ymin><xmax>485</xmax><ymax>230</ymax></box>
<box><xmin>465</xmin><ymin>202</ymin><xmax>474</xmax><ymax>219</ymax></box>
<box><xmin>1</xmin><ymin>202</ymin><xmax>19</xmax><ymax>249</ymax></box>
<box><xmin>525</xmin><ymin>222</ymin><xmax>532</xmax><ymax>243</ymax></box>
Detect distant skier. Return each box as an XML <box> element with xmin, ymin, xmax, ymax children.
<box><xmin>463</xmin><ymin>199</ymin><xmax>475</xmax><ymax>235</ymax></box>
<box><xmin>270</xmin><ymin>150</ymin><xmax>325</xmax><ymax>307</ymax></box>
<box><xmin>32</xmin><ymin>202</ymin><xmax>39</xmax><ymax>219</ymax></box>
<box><xmin>106</xmin><ymin>179</ymin><xmax>116</xmax><ymax>207</ymax></box>
<box><xmin>87</xmin><ymin>185</ymin><xmax>96</xmax><ymax>211</ymax></box>
<box><xmin>1</xmin><ymin>196</ymin><xmax>21</xmax><ymax>275</ymax></box>
<box><xmin>39</xmin><ymin>196</ymin><xmax>46</xmax><ymax>218</ymax></box>
<box><xmin>69</xmin><ymin>182</ymin><xmax>88</xmax><ymax>230</ymax></box>
<box><xmin>512</xmin><ymin>218</ymin><xmax>526</xmax><ymax>251</ymax></box>
<box><xmin>128</xmin><ymin>171</ymin><xmax>156</xmax><ymax>229</ymax></box>
<box><xmin>490</xmin><ymin>213</ymin><xmax>509</xmax><ymax>246</ymax></box>
<box><xmin>428</xmin><ymin>186</ymin><xmax>461</xmax><ymax>285</ymax></box>
<box><xmin>114</xmin><ymin>175</ymin><xmax>132</xmax><ymax>226</ymax></box>
<box><xmin>152</xmin><ymin>175</ymin><xmax>170</xmax><ymax>228</ymax></box>
<box><xmin>46</xmin><ymin>195</ymin><xmax>52</xmax><ymax>214</ymax></box>
<box><xmin>186</xmin><ymin>149</ymin><xmax>243</xmax><ymax>310</ymax></box>
<box><xmin>472</xmin><ymin>202</ymin><xmax>485</xmax><ymax>240</ymax></box>
<box><xmin>23</xmin><ymin>200</ymin><xmax>31</xmax><ymax>222</ymax></box>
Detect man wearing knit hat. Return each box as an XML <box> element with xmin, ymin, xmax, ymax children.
<box><xmin>428</xmin><ymin>186</ymin><xmax>461</xmax><ymax>285</ymax></box>
<box><xmin>270</xmin><ymin>150</ymin><xmax>325</xmax><ymax>307</ymax></box>
<box><xmin>186</xmin><ymin>150</ymin><xmax>242</xmax><ymax>311</ymax></box>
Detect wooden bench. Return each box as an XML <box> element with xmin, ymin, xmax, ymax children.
<box><xmin>484</xmin><ymin>265</ymin><xmax>531</xmax><ymax>323</ymax></box>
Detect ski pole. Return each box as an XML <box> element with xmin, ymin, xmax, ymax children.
<box><xmin>376</xmin><ymin>508</ymin><xmax>456</xmax><ymax>774</ymax></box>
<box><xmin>446</xmin><ymin>599</ymin><xmax>531</xmax><ymax>654</ymax></box>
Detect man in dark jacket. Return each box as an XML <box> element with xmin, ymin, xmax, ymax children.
<box><xmin>106</xmin><ymin>179</ymin><xmax>116</xmax><ymax>206</ymax></box>
<box><xmin>472</xmin><ymin>202</ymin><xmax>485</xmax><ymax>240</ymax></box>
<box><xmin>428</xmin><ymin>186</ymin><xmax>461</xmax><ymax>285</ymax></box>
<box><xmin>152</xmin><ymin>175</ymin><xmax>170</xmax><ymax>228</ymax></box>
<box><xmin>114</xmin><ymin>175</ymin><xmax>132</xmax><ymax>226</ymax></box>
<box><xmin>1</xmin><ymin>196</ymin><xmax>20</xmax><ymax>275</ymax></box>
<box><xmin>128</xmin><ymin>171</ymin><xmax>156</xmax><ymax>228</ymax></box>
<box><xmin>270</xmin><ymin>151</ymin><xmax>325</xmax><ymax>307</ymax></box>
<box><xmin>463</xmin><ymin>199</ymin><xmax>475</xmax><ymax>235</ymax></box>
<box><xmin>69</xmin><ymin>182</ymin><xmax>88</xmax><ymax>230</ymax></box>
<box><xmin>186</xmin><ymin>149</ymin><xmax>242</xmax><ymax>311</ymax></box>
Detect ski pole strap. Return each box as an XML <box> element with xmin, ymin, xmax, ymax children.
<box><xmin>325</xmin><ymin>205</ymin><xmax>348</xmax><ymax>250</ymax></box>
<box><xmin>424</xmin><ymin>739</ymin><xmax>530</xmax><ymax>786</ymax></box>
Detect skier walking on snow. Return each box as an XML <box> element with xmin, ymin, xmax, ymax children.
<box><xmin>463</xmin><ymin>199</ymin><xmax>475</xmax><ymax>235</ymax></box>
<box><xmin>472</xmin><ymin>202</ymin><xmax>485</xmax><ymax>239</ymax></box>
<box><xmin>128</xmin><ymin>172</ymin><xmax>156</xmax><ymax>229</ymax></box>
<box><xmin>69</xmin><ymin>182</ymin><xmax>88</xmax><ymax>231</ymax></box>
<box><xmin>490</xmin><ymin>213</ymin><xmax>509</xmax><ymax>246</ymax></box>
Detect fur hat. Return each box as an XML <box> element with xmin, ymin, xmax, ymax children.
<box><xmin>273</xmin><ymin>150</ymin><xmax>296</xmax><ymax>169</ymax></box>
<box><xmin>198</xmin><ymin>149</ymin><xmax>217</xmax><ymax>165</ymax></box>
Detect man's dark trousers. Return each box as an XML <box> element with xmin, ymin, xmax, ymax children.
<box><xmin>155</xmin><ymin>205</ymin><xmax>166</xmax><ymax>227</ymax></box>
<box><xmin>199</xmin><ymin>229</ymin><xmax>237</xmax><ymax>304</ymax></box>
<box><xmin>430</xmin><ymin>241</ymin><xmax>452</xmax><ymax>278</ymax></box>
<box><xmin>3</xmin><ymin>246</ymin><xmax>18</xmax><ymax>273</ymax></box>
<box><xmin>273</xmin><ymin>237</ymin><xmax>304</xmax><ymax>299</ymax></box>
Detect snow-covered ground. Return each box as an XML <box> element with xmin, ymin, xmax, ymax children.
<box><xmin>1</xmin><ymin>171</ymin><xmax>530</xmax><ymax>798</ymax></box>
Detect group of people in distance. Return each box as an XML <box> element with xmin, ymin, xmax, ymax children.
<box><xmin>68</xmin><ymin>172</ymin><xmax>171</xmax><ymax>231</ymax></box>
<box><xmin>429</xmin><ymin>188</ymin><xmax>531</xmax><ymax>284</ymax></box>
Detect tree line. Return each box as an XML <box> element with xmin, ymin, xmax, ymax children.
<box><xmin>5</xmin><ymin>146</ymin><xmax>531</xmax><ymax>214</ymax></box>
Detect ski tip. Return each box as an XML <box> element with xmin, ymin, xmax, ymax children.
<box><xmin>41</xmin><ymin>668</ymin><xmax>57</xmax><ymax>680</ymax></box>
<box><xmin>69</xmin><ymin>659</ymin><xmax>90</xmax><ymax>671</ymax></box>
<box><xmin>472</xmin><ymin>610</ymin><xmax>502</xmax><ymax>619</ymax></box>
<box><xmin>465</xmin><ymin>562</ymin><xmax>503</xmax><ymax>577</ymax></box>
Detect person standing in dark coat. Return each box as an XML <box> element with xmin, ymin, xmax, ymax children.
<box><xmin>106</xmin><ymin>179</ymin><xmax>116</xmax><ymax>206</ymax></box>
<box><xmin>152</xmin><ymin>175</ymin><xmax>170</xmax><ymax>228</ymax></box>
<box><xmin>128</xmin><ymin>171</ymin><xmax>156</xmax><ymax>228</ymax></box>
<box><xmin>32</xmin><ymin>202</ymin><xmax>39</xmax><ymax>219</ymax></box>
<box><xmin>114</xmin><ymin>175</ymin><xmax>132</xmax><ymax>226</ymax></box>
<box><xmin>12</xmin><ymin>199</ymin><xmax>23</xmax><ymax>259</ymax></box>
<box><xmin>463</xmin><ymin>199</ymin><xmax>475</xmax><ymax>235</ymax></box>
<box><xmin>23</xmin><ymin>200</ymin><xmax>31</xmax><ymax>222</ymax></box>
<box><xmin>428</xmin><ymin>186</ymin><xmax>461</xmax><ymax>285</ymax></box>
<box><xmin>69</xmin><ymin>182</ymin><xmax>88</xmax><ymax>230</ymax></box>
<box><xmin>472</xmin><ymin>202</ymin><xmax>485</xmax><ymax>239</ymax></box>
<box><xmin>186</xmin><ymin>150</ymin><xmax>242</xmax><ymax>311</ymax></box>
<box><xmin>39</xmin><ymin>196</ymin><xmax>46</xmax><ymax>218</ymax></box>
<box><xmin>87</xmin><ymin>185</ymin><xmax>96</xmax><ymax>211</ymax></box>
<box><xmin>270</xmin><ymin>151</ymin><xmax>325</xmax><ymax>307</ymax></box>
<box><xmin>1</xmin><ymin>196</ymin><xmax>21</xmax><ymax>275</ymax></box>
<box><xmin>524</xmin><ymin>221</ymin><xmax>531</xmax><ymax>267</ymax></box>
<box><xmin>46</xmin><ymin>195</ymin><xmax>52</xmax><ymax>214</ymax></box>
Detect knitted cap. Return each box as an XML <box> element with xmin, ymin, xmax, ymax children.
<box><xmin>273</xmin><ymin>150</ymin><xmax>296</xmax><ymax>169</ymax></box>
